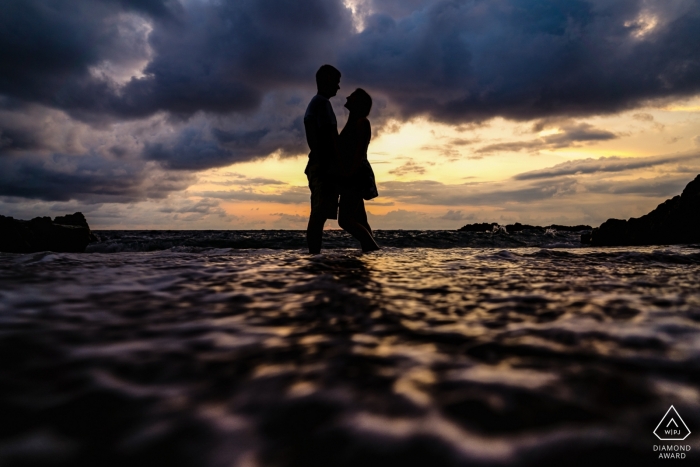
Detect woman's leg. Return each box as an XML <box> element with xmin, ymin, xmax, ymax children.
<box><xmin>338</xmin><ymin>195</ymin><xmax>379</xmax><ymax>251</ymax></box>
<box><xmin>355</xmin><ymin>199</ymin><xmax>373</xmax><ymax>236</ymax></box>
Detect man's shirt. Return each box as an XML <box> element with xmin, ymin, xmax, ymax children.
<box><xmin>303</xmin><ymin>94</ymin><xmax>337</xmax><ymax>174</ymax></box>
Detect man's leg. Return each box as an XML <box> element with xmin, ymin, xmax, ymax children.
<box><xmin>306</xmin><ymin>171</ymin><xmax>326</xmax><ymax>254</ymax></box>
<box><xmin>307</xmin><ymin>214</ymin><xmax>325</xmax><ymax>254</ymax></box>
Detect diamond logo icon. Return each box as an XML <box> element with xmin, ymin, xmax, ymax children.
<box><xmin>654</xmin><ymin>405</ymin><xmax>691</xmax><ymax>441</ymax></box>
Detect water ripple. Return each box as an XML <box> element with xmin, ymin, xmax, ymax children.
<box><xmin>1</xmin><ymin>246</ymin><xmax>699</xmax><ymax>466</ymax></box>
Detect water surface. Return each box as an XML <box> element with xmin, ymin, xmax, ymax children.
<box><xmin>1</xmin><ymin>231</ymin><xmax>699</xmax><ymax>466</ymax></box>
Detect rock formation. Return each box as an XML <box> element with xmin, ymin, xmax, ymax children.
<box><xmin>459</xmin><ymin>222</ymin><xmax>592</xmax><ymax>233</ymax></box>
<box><xmin>588</xmin><ymin>174</ymin><xmax>700</xmax><ymax>246</ymax></box>
<box><xmin>0</xmin><ymin>212</ymin><xmax>97</xmax><ymax>253</ymax></box>
<box><xmin>458</xmin><ymin>222</ymin><xmax>500</xmax><ymax>232</ymax></box>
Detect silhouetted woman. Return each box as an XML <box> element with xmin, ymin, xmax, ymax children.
<box><xmin>338</xmin><ymin>88</ymin><xmax>380</xmax><ymax>252</ymax></box>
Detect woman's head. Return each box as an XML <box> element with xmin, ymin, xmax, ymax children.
<box><xmin>345</xmin><ymin>88</ymin><xmax>372</xmax><ymax>117</ymax></box>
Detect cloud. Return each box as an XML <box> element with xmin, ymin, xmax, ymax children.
<box><xmin>271</xmin><ymin>212</ymin><xmax>307</xmax><ymax>222</ymax></box>
<box><xmin>632</xmin><ymin>113</ymin><xmax>654</xmax><ymax>122</ymax></box>
<box><xmin>0</xmin><ymin>104</ymin><xmax>91</xmax><ymax>154</ymax></box>
<box><xmin>0</xmin><ymin>107</ymin><xmax>199</xmax><ymax>202</ymax></box>
<box><xmin>415</xmin><ymin>121</ymin><xmax>618</xmax><ymax>159</ymax></box>
<box><xmin>584</xmin><ymin>175</ymin><xmax>692</xmax><ymax>197</ymax></box>
<box><xmin>267</xmin><ymin>212</ymin><xmax>309</xmax><ymax>228</ymax></box>
<box><xmin>138</xmin><ymin>91</ymin><xmax>309</xmax><ymax>170</ymax></box>
<box><xmin>420</xmin><ymin>143</ymin><xmax>469</xmax><ymax>160</ymax></box>
<box><xmin>195</xmin><ymin>187</ymin><xmax>308</xmax><ymax>205</ymax></box>
<box><xmin>389</xmin><ymin>160</ymin><xmax>427</xmax><ymax>176</ymax></box>
<box><xmin>0</xmin><ymin>152</ymin><xmax>193</xmax><ymax>203</ymax></box>
<box><xmin>450</xmin><ymin>138</ymin><xmax>480</xmax><ymax>146</ymax></box>
<box><xmin>514</xmin><ymin>152</ymin><xmax>700</xmax><ymax>180</ymax></box>
<box><xmin>206</xmin><ymin>174</ymin><xmax>287</xmax><ymax>187</ymax></box>
<box><xmin>377</xmin><ymin>178</ymin><xmax>581</xmax><ymax>206</ymax></box>
<box><xmin>0</xmin><ymin>194</ymin><xmax>236</xmax><ymax>228</ymax></box>
<box><xmin>143</xmin><ymin>128</ymin><xmax>235</xmax><ymax>170</ymax></box>
<box><xmin>632</xmin><ymin>112</ymin><xmax>665</xmax><ymax>130</ymax></box>
<box><xmin>366</xmin><ymin>209</ymin><xmax>432</xmax><ymax>229</ymax></box>
<box><xmin>435</xmin><ymin>209</ymin><xmax>474</xmax><ymax>221</ymax></box>
<box><xmin>0</xmin><ymin>96</ymin><xmax>305</xmax><ymax>202</ymax></box>
<box><xmin>541</xmin><ymin>123</ymin><xmax>618</xmax><ymax>146</ymax></box>
<box><xmin>0</xmin><ymin>0</ymin><xmax>349</xmax><ymax>120</ymax></box>
<box><xmin>159</xmin><ymin>197</ymin><xmax>229</xmax><ymax>218</ymax></box>
<box><xmin>476</xmin><ymin>123</ymin><xmax>618</xmax><ymax>154</ymax></box>
<box><xmin>363</xmin><ymin>207</ymin><xmax>475</xmax><ymax>229</ymax></box>
<box><xmin>377</xmin><ymin>159</ymin><xmax>698</xmax><ymax>207</ymax></box>
<box><xmin>365</xmin><ymin>200</ymin><xmax>395</xmax><ymax>206</ymax></box>
<box><xmin>2</xmin><ymin>0</ymin><xmax>700</xmax><ymax>212</ymax></box>
<box><xmin>341</xmin><ymin>0</ymin><xmax>700</xmax><ymax>122</ymax></box>
<box><xmin>473</xmin><ymin>141</ymin><xmax>542</xmax><ymax>155</ymax></box>
<box><xmin>4</xmin><ymin>0</ymin><xmax>700</xmax><ymax>125</ymax></box>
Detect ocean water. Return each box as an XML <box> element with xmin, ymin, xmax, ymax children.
<box><xmin>85</xmin><ymin>228</ymin><xmax>585</xmax><ymax>252</ymax></box>
<box><xmin>1</xmin><ymin>230</ymin><xmax>700</xmax><ymax>466</ymax></box>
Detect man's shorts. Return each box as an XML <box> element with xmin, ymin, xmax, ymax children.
<box><xmin>307</xmin><ymin>170</ymin><xmax>339</xmax><ymax>220</ymax></box>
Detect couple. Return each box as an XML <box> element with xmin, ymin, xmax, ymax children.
<box><xmin>304</xmin><ymin>64</ymin><xmax>380</xmax><ymax>254</ymax></box>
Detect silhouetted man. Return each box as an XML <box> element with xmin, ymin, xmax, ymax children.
<box><xmin>304</xmin><ymin>65</ymin><xmax>341</xmax><ymax>254</ymax></box>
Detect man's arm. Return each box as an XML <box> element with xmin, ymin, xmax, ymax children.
<box><xmin>329</xmin><ymin>124</ymin><xmax>341</xmax><ymax>173</ymax></box>
<box><xmin>304</xmin><ymin>118</ymin><xmax>318</xmax><ymax>153</ymax></box>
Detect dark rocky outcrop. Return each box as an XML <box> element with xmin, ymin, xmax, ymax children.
<box><xmin>0</xmin><ymin>212</ymin><xmax>97</xmax><ymax>253</ymax></box>
<box><xmin>589</xmin><ymin>174</ymin><xmax>700</xmax><ymax>246</ymax></box>
<box><xmin>548</xmin><ymin>224</ymin><xmax>595</xmax><ymax>232</ymax></box>
<box><xmin>504</xmin><ymin>222</ymin><xmax>544</xmax><ymax>232</ymax></box>
<box><xmin>458</xmin><ymin>222</ymin><xmax>499</xmax><ymax>232</ymax></box>
<box><xmin>459</xmin><ymin>222</ymin><xmax>592</xmax><ymax>233</ymax></box>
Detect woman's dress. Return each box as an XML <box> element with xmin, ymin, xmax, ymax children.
<box><xmin>338</xmin><ymin>118</ymin><xmax>378</xmax><ymax>200</ymax></box>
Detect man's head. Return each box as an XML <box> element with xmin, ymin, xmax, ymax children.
<box><xmin>316</xmin><ymin>64</ymin><xmax>341</xmax><ymax>98</ymax></box>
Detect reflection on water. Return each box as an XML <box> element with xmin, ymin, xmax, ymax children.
<box><xmin>1</xmin><ymin>246</ymin><xmax>700</xmax><ymax>466</ymax></box>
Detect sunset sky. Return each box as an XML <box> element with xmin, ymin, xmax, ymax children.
<box><xmin>1</xmin><ymin>0</ymin><xmax>699</xmax><ymax>229</ymax></box>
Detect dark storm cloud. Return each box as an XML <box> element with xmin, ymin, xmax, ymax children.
<box><xmin>0</xmin><ymin>1</ymin><xmax>156</xmax><ymax>110</ymax></box>
<box><xmin>0</xmin><ymin>0</ymin><xmax>349</xmax><ymax>119</ymax></box>
<box><xmin>0</xmin><ymin>153</ymin><xmax>192</xmax><ymax>202</ymax></box>
<box><xmin>4</xmin><ymin>0</ymin><xmax>699</xmax><ymax>124</ymax></box>
<box><xmin>0</xmin><ymin>126</ymin><xmax>48</xmax><ymax>152</ymax></box>
<box><xmin>115</xmin><ymin>0</ymin><xmax>180</xmax><ymax>19</ymax></box>
<box><xmin>143</xmin><ymin>128</ymin><xmax>235</xmax><ymax>170</ymax></box>
<box><xmin>514</xmin><ymin>152</ymin><xmax>700</xmax><ymax>180</ymax></box>
<box><xmin>2</xmin><ymin>0</ymin><xmax>700</xmax><ymax>204</ymax></box>
<box><xmin>340</xmin><ymin>0</ymin><xmax>700</xmax><ymax>121</ymax></box>
<box><xmin>140</xmin><ymin>93</ymin><xmax>308</xmax><ymax>170</ymax></box>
